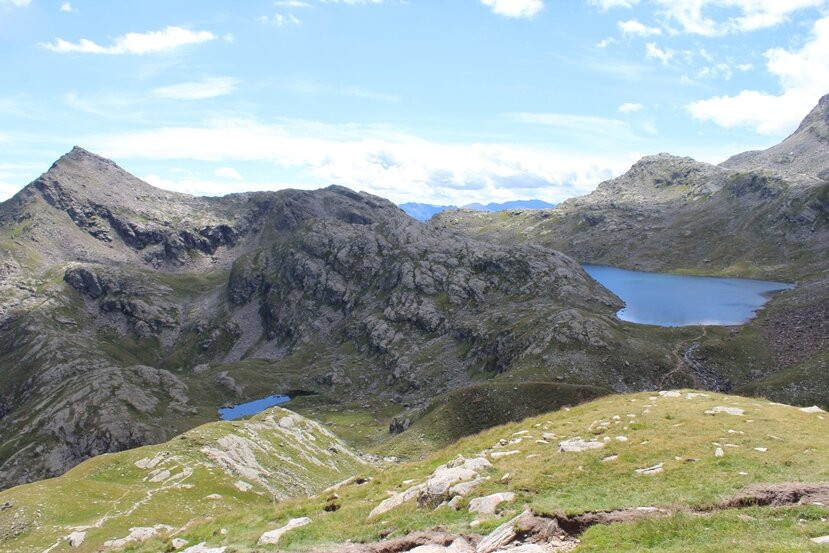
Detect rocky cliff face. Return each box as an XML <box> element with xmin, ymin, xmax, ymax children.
<box><xmin>0</xmin><ymin>148</ymin><xmax>634</xmax><ymax>490</ymax></box>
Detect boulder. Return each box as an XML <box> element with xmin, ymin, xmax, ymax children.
<box><xmin>468</xmin><ymin>492</ymin><xmax>516</xmax><ymax>516</ymax></box>
<box><xmin>476</xmin><ymin>510</ymin><xmax>531</xmax><ymax>553</ymax></box>
<box><xmin>67</xmin><ymin>531</ymin><xmax>86</xmax><ymax>548</ymax></box>
<box><xmin>369</xmin><ymin>484</ymin><xmax>426</xmax><ymax>518</ymax></box>
<box><xmin>258</xmin><ymin>516</ymin><xmax>312</xmax><ymax>545</ymax></box>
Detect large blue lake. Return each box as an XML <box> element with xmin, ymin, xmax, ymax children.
<box><xmin>218</xmin><ymin>394</ymin><xmax>291</xmax><ymax>420</ymax></box>
<box><xmin>583</xmin><ymin>265</ymin><xmax>793</xmax><ymax>327</ymax></box>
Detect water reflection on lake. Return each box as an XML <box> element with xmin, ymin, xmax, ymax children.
<box><xmin>218</xmin><ymin>394</ymin><xmax>291</xmax><ymax>420</ymax></box>
<box><xmin>583</xmin><ymin>265</ymin><xmax>793</xmax><ymax>327</ymax></box>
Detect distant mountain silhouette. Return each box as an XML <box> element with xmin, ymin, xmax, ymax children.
<box><xmin>399</xmin><ymin>199</ymin><xmax>556</xmax><ymax>221</ymax></box>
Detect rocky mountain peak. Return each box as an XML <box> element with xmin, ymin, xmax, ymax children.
<box><xmin>32</xmin><ymin>146</ymin><xmax>183</xmax><ymax>208</ymax></box>
<box><xmin>586</xmin><ymin>153</ymin><xmax>722</xmax><ymax>203</ymax></box>
<box><xmin>720</xmin><ymin>92</ymin><xmax>829</xmax><ymax>181</ymax></box>
<box><xmin>791</xmin><ymin>91</ymin><xmax>829</xmax><ymax>141</ymax></box>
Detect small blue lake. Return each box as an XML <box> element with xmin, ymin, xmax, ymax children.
<box><xmin>218</xmin><ymin>395</ymin><xmax>291</xmax><ymax>420</ymax></box>
<box><xmin>583</xmin><ymin>265</ymin><xmax>793</xmax><ymax>327</ymax></box>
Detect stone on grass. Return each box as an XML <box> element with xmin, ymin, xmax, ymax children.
<box><xmin>450</xmin><ymin>477</ymin><xmax>486</xmax><ymax>497</ymax></box>
<box><xmin>635</xmin><ymin>463</ymin><xmax>663</xmax><ymax>475</ymax></box>
<box><xmin>103</xmin><ymin>525</ymin><xmax>173</xmax><ymax>548</ymax></box>
<box><xmin>705</xmin><ymin>406</ymin><xmax>745</xmax><ymax>416</ymax></box>
<box><xmin>801</xmin><ymin>406</ymin><xmax>826</xmax><ymax>414</ymax></box>
<box><xmin>257</xmin><ymin>517</ymin><xmax>311</xmax><ymax>545</ymax></box>
<box><xmin>811</xmin><ymin>535</ymin><xmax>829</xmax><ymax>544</ymax></box>
<box><xmin>180</xmin><ymin>543</ymin><xmax>226</xmax><ymax>553</ymax></box>
<box><xmin>476</xmin><ymin>510</ymin><xmax>531</xmax><ymax>553</ymax></box>
<box><xmin>559</xmin><ymin>438</ymin><xmax>605</xmax><ymax>453</ymax></box>
<box><xmin>67</xmin><ymin>531</ymin><xmax>86</xmax><ymax>548</ymax></box>
<box><xmin>715</xmin><ymin>447</ymin><xmax>725</xmax><ymax>457</ymax></box>
<box><xmin>658</xmin><ymin>391</ymin><xmax>681</xmax><ymax>398</ymax></box>
<box><xmin>171</xmin><ymin>538</ymin><xmax>189</xmax><ymax>549</ymax></box>
<box><xmin>490</xmin><ymin>450</ymin><xmax>520</xmax><ymax>460</ymax></box>
<box><xmin>369</xmin><ymin>483</ymin><xmax>426</xmax><ymax>518</ymax></box>
<box><xmin>468</xmin><ymin>492</ymin><xmax>515</xmax><ymax>516</ymax></box>
<box><xmin>234</xmin><ymin>480</ymin><xmax>252</xmax><ymax>492</ymax></box>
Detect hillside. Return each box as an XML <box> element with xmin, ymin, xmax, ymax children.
<box><xmin>0</xmin><ymin>406</ymin><xmax>365</xmax><ymax>553</ymax></box>
<box><xmin>432</xmin><ymin>94</ymin><xmax>829</xmax><ymax>419</ymax></box>
<box><xmin>2</xmin><ymin>392</ymin><xmax>826</xmax><ymax>552</ymax></box>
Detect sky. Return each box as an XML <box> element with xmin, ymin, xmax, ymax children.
<box><xmin>0</xmin><ymin>0</ymin><xmax>828</xmax><ymax>205</ymax></box>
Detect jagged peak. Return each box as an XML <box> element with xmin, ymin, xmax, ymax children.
<box><xmin>47</xmin><ymin>146</ymin><xmax>123</xmax><ymax>174</ymax></box>
<box><xmin>790</xmin><ymin>91</ymin><xmax>829</xmax><ymax>137</ymax></box>
<box><xmin>26</xmin><ymin>146</ymin><xmax>186</xmax><ymax>208</ymax></box>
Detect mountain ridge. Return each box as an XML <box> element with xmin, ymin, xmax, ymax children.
<box><xmin>399</xmin><ymin>199</ymin><xmax>556</xmax><ymax>221</ymax></box>
<box><xmin>0</xmin><ymin>150</ymin><xmax>633</xmax><ymax>490</ymax></box>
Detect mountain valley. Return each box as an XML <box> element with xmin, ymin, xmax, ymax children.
<box><xmin>0</xmin><ymin>92</ymin><xmax>827</xmax><ymax>553</ymax></box>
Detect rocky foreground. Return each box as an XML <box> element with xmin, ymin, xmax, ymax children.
<box><xmin>2</xmin><ymin>391</ymin><xmax>827</xmax><ymax>552</ymax></box>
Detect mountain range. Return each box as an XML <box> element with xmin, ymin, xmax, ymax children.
<box><xmin>0</xmin><ymin>92</ymin><xmax>826</xmax><ymax>534</ymax></box>
<box><xmin>399</xmin><ymin>199</ymin><xmax>557</xmax><ymax>221</ymax></box>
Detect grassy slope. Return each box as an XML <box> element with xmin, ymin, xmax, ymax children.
<box><xmin>106</xmin><ymin>390</ymin><xmax>829</xmax><ymax>553</ymax></box>
<box><xmin>0</xmin><ymin>408</ymin><xmax>365</xmax><ymax>553</ymax></box>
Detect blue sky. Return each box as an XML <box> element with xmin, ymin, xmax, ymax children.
<box><xmin>1</xmin><ymin>0</ymin><xmax>828</xmax><ymax>204</ymax></box>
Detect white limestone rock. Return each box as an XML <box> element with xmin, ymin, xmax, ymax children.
<box><xmin>257</xmin><ymin>516</ymin><xmax>311</xmax><ymax>545</ymax></box>
<box><xmin>468</xmin><ymin>492</ymin><xmax>515</xmax><ymax>516</ymax></box>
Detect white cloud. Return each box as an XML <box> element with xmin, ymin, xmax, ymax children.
<box><xmin>507</xmin><ymin>112</ymin><xmax>632</xmax><ymax>135</ymax></box>
<box><xmin>40</xmin><ymin>26</ymin><xmax>216</xmax><ymax>55</ymax></box>
<box><xmin>480</xmin><ymin>0</ymin><xmax>544</xmax><ymax>19</ymax></box>
<box><xmin>618</xmin><ymin>18</ymin><xmax>662</xmax><ymax>36</ymax></box>
<box><xmin>274</xmin><ymin>0</ymin><xmax>312</xmax><ymax>6</ymax></box>
<box><xmin>152</xmin><ymin>77</ymin><xmax>239</xmax><ymax>100</ymax></box>
<box><xmin>83</xmin><ymin>118</ymin><xmax>638</xmax><ymax>204</ymax></box>
<box><xmin>588</xmin><ymin>0</ymin><xmax>639</xmax><ymax>10</ymax></box>
<box><xmin>214</xmin><ymin>167</ymin><xmax>243</xmax><ymax>180</ymax></box>
<box><xmin>618</xmin><ymin>102</ymin><xmax>644</xmax><ymax>112</ymax></box>
<box><xmin>650</xmin><ymin>0</ymin><xmax>824</xmax><ymax>36</ymax></box>
<box><xmin>688</xmin><ymin>15</ymin><xmax>829</xmax><ymax>134</ymax></box>
<box><xmin>645</xmin><ymin>42</ymin><xmax>674</xmax><ymax>64</ymax></box>
<box><xmin>259</xmin><ymin>13</ymin><xmax>302</xmax><ymax>26</ymax></box>
<box><xmin>596</xmin><ymin>37</ymin><xmax>616</xmax><ymax>48</ymax></box>
<box><xmin>321</xmin><ymin>0</ymin><xmax>385</xmax><ymax>4</ymax></box>
<box><xmin>59</xmin><ymin>2</ymin><xmax>73</xmax><ymax>12</ymax></box>
<box><xmin>0</xmin><ymin>0</ymin><xmax>31</xmax><ymax>6</ymax></box>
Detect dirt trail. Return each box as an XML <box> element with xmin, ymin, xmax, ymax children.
<box><xmin>660</xmin><ymin>327</ymin><xmax>730</xmax><ymax>392</ymax></box>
